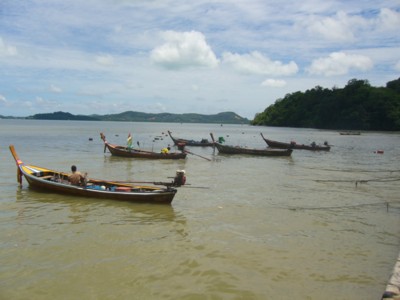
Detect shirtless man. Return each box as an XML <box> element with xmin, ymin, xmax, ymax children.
<box><xmin>68</xmin><ymin>165</ymin><xmax>87</xmax><ymax>186</ymax></box>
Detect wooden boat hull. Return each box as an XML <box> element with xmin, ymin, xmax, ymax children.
<box><xmin>105</xmin><ymin>143</ymin><xmax>187</xmax><ymax>159</ymax></box>
<box><xmin>101</xmin><ymin>133</ymin><xmax>186</xmax><ymax>159</ymax></box>
<box><xmin>260</xmin><ymin>133</ymin><xmax>330</xmax><ymax>151</ymax></box>
<box><xmin>214</xmin><ymin>143</ymin><xmax>292</xmax><ymax>156</ymax></box>
<box><xmin>168</xmin><ymin>130</ymin><xmax>214</xmax><ymax>147</ymax></box>
<box><xmin>9</xmin><ymin>145</ymin><xmax>177</xmax><ymax>204</ymax></box>
<box><xmin>210</xmin><ymin>132</ymin><xmax>292</xmax><ymax>156</ymax></box>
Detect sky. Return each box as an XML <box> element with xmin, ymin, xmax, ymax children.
<box><xmin>0</xmin><ymin>0</ymin><xmax>399</xmax><ymax>119</ymax></box>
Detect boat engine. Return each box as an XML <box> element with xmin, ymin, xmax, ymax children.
<box><xmin>177</xmin><ymin>142</ymin><xmax>186</xmax><ymax>151</ymax></box>
<box><xmin>173</xmin><ymin>170</ymin><xmax>186</xmax><ymax>187</ymax></box>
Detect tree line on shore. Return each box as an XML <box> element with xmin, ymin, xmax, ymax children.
<box><xmin>252</xmin><ymin>77</ymin><xmax>400</xmax><ymax>131</ymax></box>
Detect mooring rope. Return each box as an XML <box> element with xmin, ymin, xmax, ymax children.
<box><xmin>306</xmin><ymin>167</ymin><xmax>400</xmax><ymax>174</ymax></box>
<box><xmin>278</xmin><ymin>201</ymin><xmax>400</xmax><ymax>212</ymax></box>
<box><xmin>315</xmin><ymin>176</ymin><xmax>400</xmax><ymax>187</ymax></box>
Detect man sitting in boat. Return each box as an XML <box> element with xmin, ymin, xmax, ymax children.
<box><xmin>161</xmin><ymin>146</ymin><xmax>170</xmax><ymax>154</ymax></box>
<box><xmin>69</xmin><ymin>165</ymin><xmax>87</xmax><ymax>186</ymax></box>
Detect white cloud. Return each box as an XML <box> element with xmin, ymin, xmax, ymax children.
<box><xmin>34</xmin><ymin>96</ymin><xmax>59</xmax><ymax>110</ymax></box>
<box><xmin>395</xmin><ymin>61</ymin><xmax>400</xmax><ymax>72</ymax></box>
<box><xmin>150</xmin><ymin>31</ymin><xmax>219</xmax><ymax>69</ymax></box>
<box><xmin>301</xmin><ymin>8</ymin><xmax>400</xmax><ymax>44</ymax></box>
<box><xmin>0</xmin><ymin>94</ymin><xmax>7</xmax><ymax>103</ymax></box>
<box><xmin>0</xmin><ymin>37</ymin><xmax>17</xmax><ymax>56</ymax></box>
<box><xmin>307</xmin><ymin>52</ymin><xmax>373</xmax><ymax>76</ymax></box>
<box><xmin>96</xmin><ymin>54</ymin><xmax>114</xmax><ymax>66</ymax></box>
<box><xmin>377</xmin><ymin>8</ymin><xmax>400</xmax><ymax>31</ymax></box>
<box><xmin>50</xmin><ymin>84</ymin><xmax>62</xmax><ymax>93</ymax></box>
<box><xmin>302</xmin><ymin>11</ymin><xmax>366</xmax><ymax>42</ymax></box>
<box><xmin>222</xmin><ymin>51</ymin><xmax>298</xmax><ymax>76</ymax></box>
<box><xmin>152</xmin><ymin>102</ymin><xmax>167</xmax><ymax>113</ymax></box>
<box><xmin>261</xmin><ymin>79</ymin><xmax>287</xmax><ymax>88</ymax></box>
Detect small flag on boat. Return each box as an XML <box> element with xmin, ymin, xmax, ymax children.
<box><xmin>127</xmin><ymin>133</ymin><xmax>133</xmax><ymax>149</ymax></box>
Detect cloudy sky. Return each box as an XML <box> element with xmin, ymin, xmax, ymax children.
<box><xmin>0</xmin><ymin>0</ymin><xmax>399</xmax><ymax>119</ymax></box>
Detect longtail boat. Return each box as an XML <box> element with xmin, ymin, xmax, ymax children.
<box><xmin>260</xmin><ymin>133</ymin><xmax>331</xmax><ymax>151</ymax></box>
<box><xmin>100</xmin><ymin>133</ymin><xmax>187</xmax><ymax>159</ymax></box>
<box><xmin>210</xmin><ymin>133</ymin><xmax>292</xmax><ymax>157</ymax></box>
<box><xmin>9</xmin><ymin>145</ymin><xmax>183</xmax><ymax>204</ymax></box>
<box><xmin>168</xmin><ymin>130</ymin><xmax>214</xmax><ymax>147</ymax></box>
<box><xmin>339</xmin><ymin>131</ymin><xmax>361</xmax><ymax>135</ymax></box>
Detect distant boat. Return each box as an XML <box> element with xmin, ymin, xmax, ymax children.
<box><xmin>168</xmin><ymin>130</ymin><xmax>214</xmax><ymax>147</ymax></box>
<box><xmin>100</xmin><ymin>133</ymin><xmax>187</xmax><ymax>159</ymax></box>
<box><xmin>260</xmin><ymin>133</ymin><xmax>330</xmax><ymax>151</ymax></box>
<box><xmin>339</xmin><ymin>131</ymin><xmax>361</xmax><ymax>135</ymax></box>
<box><xmin>9</xmin><ymin>145</ymin><xmax>180</xmax><ymax>204</ymax></box>
<box><xmin>210</xmin><ymin>133</ymin><xmax>292</xmax><ymax>157</ymax></box>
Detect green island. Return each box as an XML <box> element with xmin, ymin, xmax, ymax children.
<box><xmin>252</xmin><ymin>77</ymin><xmax>400</xmax><ymax>131</ymax></box>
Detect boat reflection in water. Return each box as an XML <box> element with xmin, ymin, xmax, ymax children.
<box><xmin>14</xmin><ymin>188</ymin><xmax>183</xmax><ymax>225</ymax></box>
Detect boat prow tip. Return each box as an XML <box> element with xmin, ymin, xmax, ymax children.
<box><xmin>9</xmin><ymin>145</ymin><xmax>20</xmax><ymax>161</ymax></box>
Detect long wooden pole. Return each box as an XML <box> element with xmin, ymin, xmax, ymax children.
<box><xmin>184</xmin><ymin>150</ymin><xmax>211</xmax><ymax>161</ymax></box>
<box><xmin>9</xmin><ymin>145</ymin><xmax>23</xmax><ymax>185</ymax></box>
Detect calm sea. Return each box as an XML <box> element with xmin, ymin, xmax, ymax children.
<box><xmin>0</xmin><ymin>119</ymin><xmax>399</xmax><ymax>300</ymax></box>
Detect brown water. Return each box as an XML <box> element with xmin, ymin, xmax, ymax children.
<box><xmin>1</xmin><ymin>120</ymin><xmax>399</xmax><ymax>299</ymax></box>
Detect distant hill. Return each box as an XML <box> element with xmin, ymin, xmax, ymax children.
<box><xmin>22</xmin><ymin>111</ymin><xmax>250</xmax><ymax>124</ymax></box>
<box><xmin>28</xmin><ymin>111</ymin><xmax>97</xmax><ymax>121</ymax></box>
<box><xmin>0</xmin><ymin>115</ymin><xmax>23</xmax><ymax>119</ymax></box>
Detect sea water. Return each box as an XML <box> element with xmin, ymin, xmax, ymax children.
<box><xmin>0</xmin><ymin>119</ymin><xmax>399</xmax><ymax>299</ymax></box>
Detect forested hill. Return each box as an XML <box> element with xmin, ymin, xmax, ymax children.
<box><xmin>252</xmin><ymin>78</ymin><xmax>400</xmax><ymax>131</ymax></box>
<box><xmin>22</xmin><ymin>111</ymin><xmax>249</xmax><ymax>124</ymax></box>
